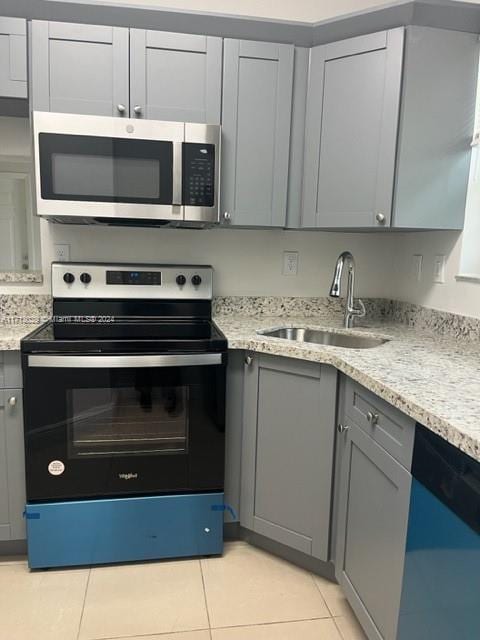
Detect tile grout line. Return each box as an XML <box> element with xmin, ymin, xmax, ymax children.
<box><xmin>76</xmin><ymin>567</ymin><xmax>92</xmax><ymax>640</ymax></box>
<box><xmin>199</xmin><ymin>558</ymin><xmax>213</xmax><ymax>635</ymax></box>
<box><xmin>208</xmin><ymin>615</ymin><xmax>335</xmax><ymax>632</ymax></box>
<box><xmin>309</xmin><ymin>571</ymin><xmax>335</xmax><ymax>618</ymax></box>
<box><xmin>333</xmin><ymin>616</ymin><xmax>348</xmax><ymax>640</ymax></box>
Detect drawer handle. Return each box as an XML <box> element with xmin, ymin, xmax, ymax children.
<box><xmin>367</xmin><ymin>411</ymin><xmax>379</xmax><ymax>426</ymax></box>
<box><xmin>8</xmin><ymin>396</ymin><xmax>17</xmax><ymax>407</ymax></box>
<box><xmin>337</xmin><ymin>424</ymin><xmax>350</xmax><ymax>434</ymax></box>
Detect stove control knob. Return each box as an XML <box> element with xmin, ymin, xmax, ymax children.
<box><xmin>176</xmin><ymin>274</ymin><xmax>186</xmax><ymax>286</ymax></box>
<box><xmin>80</xmin><ymin>272</ymin><xmax>92</xmax><ymax>284</ymax></box>
<box><xmin>63</xmin><ymin>272</ymin><xmax>75</xmax><ymax>284</ymax></box>
<box><xmin>191</xmin><ymin>275</ymin><xmax>202</xmax><ymax>287</ymax></box>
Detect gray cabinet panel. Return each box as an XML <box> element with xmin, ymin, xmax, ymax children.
<box><xmin>224</xmin><ymin>351</ymin><xmax>244</xmax><ymax>522</ymax></box>
<box><xmin>130</xmin><ymin>29</ymin><xmax>222</xmax><ymax>123</ymax></box>
<box><xmin>335</xmin><ymin>423</ymin><xmax>411</xmax><ymax>640</ymax></box>
<box><xmin>393</xmin><ymin>27</ymin><xmax>479</xmax><ymax>230</ymax></box>
<box><xmin>344</xmin><ymin>378</ymin><xmax>415</xmax><ymax>469</ymax></box>
<box><xmin>30</xmin><ymin>20</ymin><xmax>129</xmax><ymax>116</ymax></box>
<box><xmin>221</xmin><ymin>39</ymin><xmax>294</xmax><ymax>227</ymax></box>
<box><xmin>302</xmin><ymin>29</ymin><xmax>403</xmax><ymax>229</ymax></box>
<box><xmin>0</xmin><ymin>389</ymin><xmax>26</xmax><ymax>542</ymax></box>
<box><xmin>241</xmin><ymin>354</ymin><xmax>336</xmax><ymax>560</ymax></box>
<box><xmin>0</xmin><ymin>17</ymin><xmax>27</xmax><ymax>99</ymax></box>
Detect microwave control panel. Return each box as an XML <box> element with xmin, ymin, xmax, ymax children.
<box><xmin>183</xmin><ymin>143</ymin><xmax>215</xmax><ymax>207</ymax></box>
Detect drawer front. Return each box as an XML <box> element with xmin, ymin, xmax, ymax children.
<box><xmin>344</xmin><ymin>378</ymin><xmax>415</xmax><ymax>469</ymax></box>
<box><xmin>0</xmin><ymin>352</ymin><xmax>22</xmax><ymax>389</ymax></box>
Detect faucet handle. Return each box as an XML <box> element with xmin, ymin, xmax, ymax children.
<box><xmin>356</xmin><ymin>298</ymin><xmax>366</xmax><ymax>318</ymax></box>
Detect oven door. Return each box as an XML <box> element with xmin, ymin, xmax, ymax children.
<box><xmin>33</xmin><ymin>111</ymin><xmax>184</xmax><ymax>222</ymax></box>
<box><xmin>23</xmin><ymin>353</ymin><xmax>226</xmax><ymax>502</ymax></box>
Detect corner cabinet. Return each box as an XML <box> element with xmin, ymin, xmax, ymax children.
<box><xmin>240</xmin><ymin>354</ymin><xmax>337</xmax><ymax>560</ymax></box>
<box><xmin>0</xmin><ymin>352</ymin><xmax>26</xmax><ymax>543</ymax></box>
<box><xmin>30</xmin><ymin>21</ymin><xmax>222</xmax><ymax>123</ymax></box>
<box><xmin>221</xmin><ymin>39</ymin><xmax>294</xmax><ymax>227</ymax></box>
<box><xmin>303</xmin><ymin>26</ymin><xmax>479</xmax><ymax>230</ymax></box>
<box><xmin>335</xmin><ymin>377</ymin><xmax>414</xmax><ymax>640</ymax></box>
<box><xmin>0</xmin><ymin>17</ymin><xmax>27</xmax><ymax>99</ymax></box>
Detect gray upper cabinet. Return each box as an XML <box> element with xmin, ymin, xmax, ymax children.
<box><xmin>240</xmin><ymin>354</ymin><xmax>337</xmax><ymax>560</ymax></box>
<box><xmin>221</xmin><ymin>39</ymin><xmax>294</xmax><ymax>227</ymax></box>
<box><xmin>303</xmin><ymin>29</ymin><xmax>403</xmax><ymax>229</ymax></box>
<box><xmin>0</xmin><ymin>17</ymin><xmax>27</xmax><ymax>99</ymax></box>
<box><xmin>303</xmin><ymin>26</ymin><xmax>478</xmax><ymax>230</ymax></box>
<box><xmin>130</xmin><ymin>30</ymin><xmax>222</xmax><ymax>123</ymax></box>
<box><xmin>335</xmin><ymin>422</ymin><xmax>411</xmax><ymax>640</ymax></box>
<box><xmin>30</xmin><ymin>20</ymin><xmax>129</xmax><ymax>116</ymax></box>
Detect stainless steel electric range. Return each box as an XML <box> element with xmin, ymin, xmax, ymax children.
<box><xmin>21</xmin><ymin>262</ymin><xmax>227</xmax><ymax>569</ymax></box>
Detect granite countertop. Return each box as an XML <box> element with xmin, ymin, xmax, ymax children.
<box><xmin>0</xmin><ymin>323</ymin><xmax>41</xmax><ymax>351</ymax></box>
<box><xmin>215</xmin><ymin>314</ymin><xmax>480</xmax><ymax>463</ymax></box>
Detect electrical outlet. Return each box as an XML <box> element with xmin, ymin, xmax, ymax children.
<box><xmin>433</xmin><ymin>255</ymin><xmax>446</xmax><ymax>284</ymax></box>
<box><xmin>412</xmin><ymin>254</ymin><xmax>423</xmax><ymax>282</ymax></box>
<box><xmin>54</xmin><ymin>243</ymin><xmax>70</xmax><ymax>262</ymax></box>
<box><xmin>282</xmin><ymin>251</ymin><xmax>298</xmax><ymax>276</ymax></box>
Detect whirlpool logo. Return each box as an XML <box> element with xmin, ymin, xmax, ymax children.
<box><xmin>118</xmin><ymin>473</ymin><xmax>138</xmax><ymax>480</ymax></box>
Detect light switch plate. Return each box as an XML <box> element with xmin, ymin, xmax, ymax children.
<box><xmin>433</xmin><ymin>255</ymin><xmax>446</xmax><ymax>284</ymax></box>
<box><xmin>412</xmin><ymin>254</ymin><xmax>423</xmax><ymax>282</ymax></box>
<box><xmin>282</xmin><ymin>251</ymin><xmax>298</xmax><ymax>276</ymax></box>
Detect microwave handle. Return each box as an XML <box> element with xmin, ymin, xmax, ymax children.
<box><xmin>172</xmin><ymin>141</ymin><xmax>183</xmax><ymax>206</ymax></box>
<box><xmin>28</xmin><ymin>354</ymin><xmax>223</xmax><ymax>368</ymax></box>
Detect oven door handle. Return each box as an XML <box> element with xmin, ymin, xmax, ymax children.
<box><xmin>27</xmin><ymin>354</ymin><xmax>223</xmax><ymax>368</ymax></box>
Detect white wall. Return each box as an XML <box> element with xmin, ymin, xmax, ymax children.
<box><xmin>0</xmin><ymin>117</ymin><xmax>31</xmax><ymax>158</ymax></box>
<box><xmin>392</xmin><ymin>230</ymin><xmax>480</xmax><ymax>318</ymax></box>
<box><xmin>20</xmin><ymin>223</ymin><xmax>396</xmax><ymax>298</ymax></box>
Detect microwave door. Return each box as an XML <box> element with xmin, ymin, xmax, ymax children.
<box><xmin>33</xmin><ymin>112</ymin><xmax>185</xmax><ymax>222</ymax></box>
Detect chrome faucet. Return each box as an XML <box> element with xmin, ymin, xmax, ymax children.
<box><xmin>329</xmin><ymin>252</ymin><xmax>366</xmax><ymax>328</ymax></box>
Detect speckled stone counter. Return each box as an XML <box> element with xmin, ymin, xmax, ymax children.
<box><xmin>214</xmin><ymin>313</ymin><xmax>480</xmax><ymax>463</ymax></box>
<box><xmin>0</xmin><ymin>323</ymin><xmax>40</xmax><ymax>351</ymax></box>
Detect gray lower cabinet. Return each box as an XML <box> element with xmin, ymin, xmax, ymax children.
<box><xmin>303</xmin><ymin>26</ymin><xmax>478</xmax><ymax>230</ymax></box>
<box><xmin>0</xmin><ymin>17</ymin><xmax>27</xmax><ymax>99</ymax></box>
<box><xmin>0</xmin><ymin>388</ymin><xmax>26</xmax><ymax>542</ymax></box>
<box><xmin>221</xmin><ymin>39</ymin><xmax>294</xmax><ymax>227</ymax></box>
<box><xmin>240</xmin><ymin>354</ymin><xmax>337</xmax><ymax>560</ymax></box>
<box><xmin>335</xmin><ymin>420</ymin><xmax>411</xmax><ymax>640</ymax></box>
<box><xmin>30</xmin><ymin>20</ymin><xmax>129</xmax><ymax>116</ymax></box>
<box><xmin>130</xmin><ymin>30</ymin><xmax>222</xmax><ymax>123</ymax></box>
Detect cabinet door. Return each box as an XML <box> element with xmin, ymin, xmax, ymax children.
<box><xmin>130</xmin><ymin>29</ymin><xmax>222</xmax><ymax>123</ymax></box>
<box><xmin>0</xmin><ymin>17</ymin><xmax>27</xmax><ymax>99</ymax></box>
<box><xmin>241</xmin><ymin>354</ymin><xmax>336</xmax><ymax>560</ymax></box>
<box><xmin>221</xmin><ymin>39</ymin><xmax>294</xmax><ymax>227</ymax></box>
<box><xmin>335</xmin><ymin>423</ymin><xmax>411</xmax><ymax>640</ymax></box>
<box><xmin>303</xmin><ymin>29</ymin><xmax>404</xmax><ymax>229</ymax></box>
<box><xmin>30</xmin><ymin>20</ymin><xmax>129</xmax><ymax>116</ymax></box>
<box><xmin>0</xmin><ymin>389</ymin><xmax>25</xmax><ymax>541</ymax></box>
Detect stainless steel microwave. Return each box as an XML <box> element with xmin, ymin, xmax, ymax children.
<box><xmin>33</xmin><ymin>111</ymin><xmax>220</xmax><ymax>226</ymax></box>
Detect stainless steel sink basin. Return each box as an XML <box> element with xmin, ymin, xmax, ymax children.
<box><xmin>257</xmin><ymin>327</ymin><xmax>389</xmax><ymax>349</ymax></box>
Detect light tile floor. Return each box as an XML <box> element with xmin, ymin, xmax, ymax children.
<box><xmin>0</xmin><ymin>542</ymin><xmax>367</xmax><ymax>640</ymax></box>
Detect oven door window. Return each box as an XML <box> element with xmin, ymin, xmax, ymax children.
<box><xmin>68</xmin><ymin>385</ymin><xmax>188</xmax><ymax>458</ymax></box>
<box><xmin>39</xmin><ymin>133</ymin><xmax>173</xmax><ymax>204</ymax></box>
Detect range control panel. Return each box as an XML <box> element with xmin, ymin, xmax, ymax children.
<box><xmin>182</xmin><ymin>143</ymin><xmax>215</xmax><ymax>207</ymax></box>
<box><xmin>52</xmin><ymin>263</ymin><xmax>213</xmax><ymax>300</ymax></box>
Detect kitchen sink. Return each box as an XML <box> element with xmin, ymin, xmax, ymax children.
<box><xmin>257</xmin><ymin>327</ymin><xmax>389</xmax><ymax>349</ymax></box>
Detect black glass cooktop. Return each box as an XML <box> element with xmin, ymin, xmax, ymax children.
<box><xmin>21</xmin><ymin>319</ymin><xmax>227</xmax><ymax>354</ymax></box>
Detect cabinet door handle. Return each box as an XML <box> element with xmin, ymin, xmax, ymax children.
<box><xmin>133</xmin><ymin>105</ymin><xmax>142</xmax><ymax>115</ymax></box>
<box><xmin>375</xmin><ymin>213</ymin><xmax>386</xmax><ymax>225</ymax></box>
<box><xmin>223</xmin><ymin>211</ymin><xmax>231</xmax><ymax>223</ymax></box>
<box><xmin>116</xmin><ymin>103</ymin><xmax>126</xmax><ymax>114</ymax></box>
<box><xmin>367</xmin><ymin>411</ymin><xmax>379</xmax><ymax>426</ymax></box>
<box><xmin>245</xmin><ymin>355</ymin><xmax>253</xmax><ymax>366</ymax></box>
<box><xmin>337</xmin><ymin>424</ymin><xmax>350</xmax><ymax>434</ymax></box>
<box><xmin>8</xmin><ymin>396</ymin><xmax>17</xmax><ymax>407</ymax></box>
